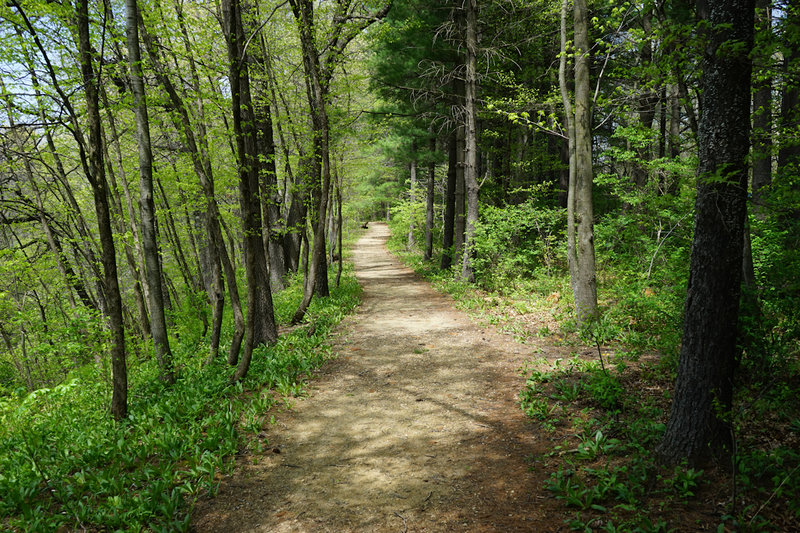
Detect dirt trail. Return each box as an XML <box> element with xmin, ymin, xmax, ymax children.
<box><xmin>191</xmin><ymin>223</ymin><xmax>565</xmax><ymax>532</ymax></box>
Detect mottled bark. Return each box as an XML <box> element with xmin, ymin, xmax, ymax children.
<box><xmin>571</xmin><ymin>0</ymin><xmax>598</xmax><ymax>324</ymax></box>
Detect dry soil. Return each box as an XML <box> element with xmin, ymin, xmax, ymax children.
<box><xmin>191</xmin><ymin>222</ymin><xmax>568</xmax><ymax>532</ymax></box>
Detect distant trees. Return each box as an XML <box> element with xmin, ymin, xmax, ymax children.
<box><xmin>288</xmin><ymin>0</ymin><xmax>392</xmax><ymax>324</ymax></box>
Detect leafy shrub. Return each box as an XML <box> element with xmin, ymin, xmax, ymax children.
<box><xmin>0</xmin><ymin>267</ymin><xmax>361</xmax><ymax>532</ymax></box>
<box><xmin>472</xmin><ymin>186</ymin><xmax>566</xmax><ymax>292</ymax></box>
<box><xmin>387</xmin><ymin>199</ymin><xmax>428</xmax><ymax>251</ymax></box>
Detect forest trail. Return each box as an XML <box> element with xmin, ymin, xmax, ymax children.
<box><xmin>191</xmin><ymin>223</ymin><xmax>563</xmax><ymax>532</ymax></box>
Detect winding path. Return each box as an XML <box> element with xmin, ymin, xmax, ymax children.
<box><xmin>191</xmin><ymin>223</ymin><xmax>563</xmax><ymax>532</ymax></box>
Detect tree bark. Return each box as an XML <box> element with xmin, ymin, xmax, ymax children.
<box><xmin>425</xmin><ymin>135</ymin><xmax>436</xmax><ymax>262</ymax></box>
<box><xmin>223</xmin><ymin>0</ymin><xmax>278</xmax><ymax>382</ymax></box>
<box><xmin>752</xmin><ymin>0</ymin><xmax>772</xmax><ymax>205</ymax></box>
<box><xmin>571</xmin><ymin>0</ymin><xmax>598</xmax><ymax>324</ymax></box>
<box><xmin>461</xmin><ymin>0</ymin><xmax>479</xmax><ymax>283</ymax></box>
<box><xmin>440</xmin><ymin>129</ymin><xmax>457</xmax><ymax>270</ymax></box>
<box><xmin>256</xmin><ymin>100</ymin><xmax>288</xmax><ymax>291</ymax></box>
<box><xmin>454</xmin><ymin>124</ymin><xmax>466</xmax><ymax>267</ymax></box>
<box><xmin>778</xmin><ymin>0</ymin><xmax>800</xmax><ymax>180</ymax></box>
<box><xmin>658</xmin><ymin>0</ymin><xmax>754</xmax><ymax>466</ymax></box>
<box><xmin>76</xmin><ymin>0</ymin><xmax>128</xmax><ymax>419</ymax></box>
<box><xmin>559</xmin><ymin>0</ymin><xmax>578</xmax><ymax>307</ymax></box>
<box><xmin>408</xmin><ymin>148</ymin><xmax>417</xmax><ymax>249</ymax></box>
<box><xmin>126</xmin><ymin>0</ymin><xmax>174</xmax><ymax>382</ymax></box>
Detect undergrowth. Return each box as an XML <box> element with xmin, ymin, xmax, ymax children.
<box><xmin>387</xmin><ymin>207</ymin><xmax>800</xmax><ymax>531</ymax></box>
<box><xmin>0</xmin><ymin>267</ymin><xmax>361</xmax><ymax>532</ymax></box>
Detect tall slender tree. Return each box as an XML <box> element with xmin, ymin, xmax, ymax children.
<box><xmin>74</xmin><ymin>0</ymin><xmax>128</xmax><ymax>419</ymax></box>
<box><xmin>289</xmin><ymin>0</ymin><xmax>392</xmax><ymax>324</ymax></box>
<box><xmin>125</xmin><ymin>0</ymin><xmax>173</xmax><ymax>383</ymax></box>
<box><xmin>559</xmin><ymin>0</ymin><xmax>597</xmax><ymax>325</ymax></box>
<box><xmin>222</xmin><ymin>0</ymin><xmax>278</xmax><ymax>382</ymax></box>
<box><xmin>461</xmin><ymin>0</ymin><xmax>479</xmax><ymax>282</ymax></box>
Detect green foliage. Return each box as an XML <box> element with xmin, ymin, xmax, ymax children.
<box><xmin>472</xmin><ymin>187</ymin><xmax>566</xmax><ymax>292</ymax></box>
<box><xmin>386</xmin><ymin>199</ymin><xmax>428</xmax><ymax>250</ymax></box>
<box><xmin>584</xmin><ymin>371</ymin><xmax>624</xmax><ymax>411</ymax></box>
<box><xmin>0</xmin><ymin>268</ymin><xmax>361</xmax><ymax>531</ymax></box>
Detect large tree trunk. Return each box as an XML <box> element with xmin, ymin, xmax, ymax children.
<box><xmin>440</xmin><ymin>129</ymin><xmax>457</xmax><ymax>270</ymax></box>
<box><xmin>223</xmin><ymin>0</ymin><xmax>278</xmax><ymax>382</ymax></box>
<box><xmin>752</xmin><ymin>0</ymin><xmax>772</xmax><ymax>204</ymax></box>
<box><xmin>256</xmin><ymin>100</ymin><xmax>288</xmax><ymax>291</ymax></box>
<box><xmin>559</xmin><ymin>0</ymin><xmax>578</xmax><ymax>305</ymax></box>
<box><xmin>461</xmin><ymin>0</ymin><xmax>479</xmax><ymax>283</ymax></box>
<box><xmin>658</xmin><ymin>0</ymin><xmax>754</xmax><ymax>466</ymax></box>
<box><xmin>126</xmin><ymin>0</ymin><xmax>174</xmax><ymax>382</ymax></box>
<box><xmin>571</xmin><ymin>0</ymin><xmax>598</xmax><ymax>324</ymax></box>
<box><xmin>77</xmin><ymin>0</ymin><xmax>127</xmax><ymax>419</ymax></box>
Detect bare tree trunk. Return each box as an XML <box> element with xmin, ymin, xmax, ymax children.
<box><xmin>560</xmin><ymin>0</ymin><xmax>579</xmax><ymax>317</ymax></box>
<box><xmin>408</xmin><ymin>150</ymin><xmax>417</xmax><ymax>249</ymax></box>
<box><xmin>571</xmin><ymin>0</ymin><xmax>598</xmax><ymax>324</ymax></box>
<box><xmin>335</xmin><ymin>163</ymin><xmax>344</xmax><ymax>287</ymax></box>
<box><xmin>425</xmin><ymin>135</ymin><xmax>436</xmax><ymax>262</ymax></box>
<box><xmin>440</xmin><ymin>129</ymin><xmax>457</xmax><ymax>270</ymax></box>
<box><xmin>752</xmin><ymin>0</ymin><xmax>773</xmax><ymax>206</ymax></box>
<box><xmin>778</xmin><ymin>3</ymin><xmax>800</xmax><ymax>180</ymax></box>
<box><xmin>658</xmin><ymin>0</ymin><xmax>754</xmax><ymax>465</ymax></box>
<box><xmin>454</xmin><ymin>125</ymin><xmax>466</xmax><ymax>267</ymax></box>
<box><xmin>126</xmin><ymin>0</ymin><xmax>173</xmax><ymax>382</ymax></box>
<box><xmin>257</xmin><ymin>101</ymin><xmax>289</xmax><ymax>291</ymax></box>
<box><xmin>77</xmin><ymin>0</ymin><xmax>127</xmax><ymax>419</ymax></box>
<box><xmin>461</xmin><ymin>0</ymin><xmax>479</xmax><ymax>282</ymax></box>
<box><xmin>223</xmin><ymin>0</ymin><xmax>278</xmax><ymax>382</ymax></box>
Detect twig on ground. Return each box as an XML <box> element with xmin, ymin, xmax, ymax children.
<box><xmin>393</xmin><ymin>511</ymin><xmax>408</xmax><ymax>533</ymax></box>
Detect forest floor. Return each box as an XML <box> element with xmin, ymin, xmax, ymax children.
<box><xmin>190</xmin><ymin>222</ymin><xmax>580</xmax><ymax>532</ymax></box>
